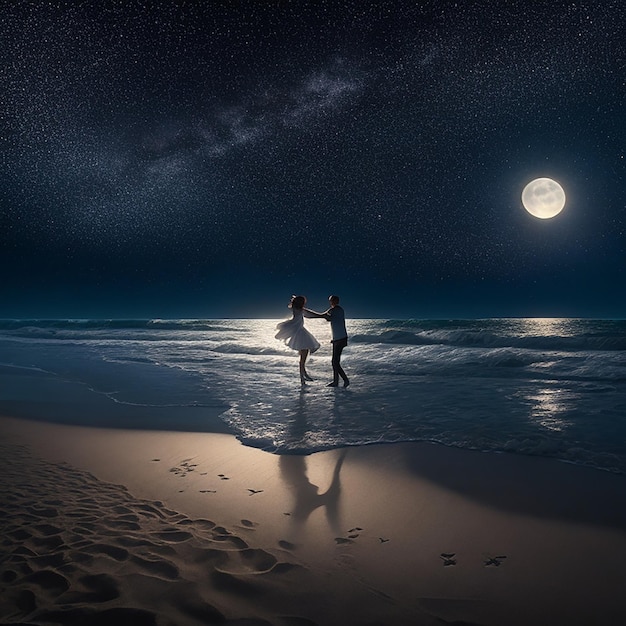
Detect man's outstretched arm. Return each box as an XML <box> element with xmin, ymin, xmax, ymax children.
<box><xmin>303</xmin><ymin>308</ymin><xmax>331</xmax><ymax>320</ymax></box>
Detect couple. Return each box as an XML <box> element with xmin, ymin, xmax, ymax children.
<box><xmin>275</xmin><ymin>295</ymin><xmax>350</xmax><ymax>388</ymax></box>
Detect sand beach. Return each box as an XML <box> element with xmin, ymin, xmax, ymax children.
<box><xmin>3</xmin><ymin>0</ymin><xmax>626</xmax><ymax>621</ymax></box>
<box><xmin>2</xmin><ymin>414</ymin><xmax>626</xmax><ymax>625</ymax></box>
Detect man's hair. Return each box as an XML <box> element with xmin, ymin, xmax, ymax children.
<box><xmin>329</xmin><ymin>295</ymin><xmax>340</xmax><ymax>304</ymax></box>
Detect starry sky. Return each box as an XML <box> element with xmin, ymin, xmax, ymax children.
<box><xmin>1</xmin><ymin>0</ymin><xmax>625</xmax><ymax>319</ymax></box>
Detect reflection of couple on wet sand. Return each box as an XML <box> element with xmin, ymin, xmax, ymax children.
<box><xmin>280</xmin><ymin>450</ymin><xmax>347</xmax><ymax>535</ymax></box>
<box><xmin>275</xmin><ymin>294</ymin><xmax>350</xmax><ymax>387</ymax></box>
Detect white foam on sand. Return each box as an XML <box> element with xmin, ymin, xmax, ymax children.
<box><xmin>3</xmin><ymin>318</ymin><xmax>626</xmax><ymax>472</ymax></box>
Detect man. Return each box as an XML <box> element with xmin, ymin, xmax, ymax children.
<box><xmin>307</xmin><ymin>295</ymin><xmax>350</xmax><ymax>387</ymax></box>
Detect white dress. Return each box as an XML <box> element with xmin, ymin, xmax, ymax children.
<box><xmin>275</xmin><ymin>309</ymin><xmax>320</xmax><ymax>353</ymax></box>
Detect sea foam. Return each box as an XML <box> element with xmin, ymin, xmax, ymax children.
<box><xmin>1</xmin><ymin>318</ymin><xmax>625</xmax><ymax>472</ymax></box>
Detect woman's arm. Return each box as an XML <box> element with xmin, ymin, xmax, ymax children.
<box><xmin>304</xmin><ymin>308</ymin><xmax>331</xmax><ymax>320</ymax></box>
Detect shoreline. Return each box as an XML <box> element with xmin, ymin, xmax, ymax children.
<box><xmin>2</xmin><ymin>414</ymin><xmax>626</xmax><ymax>625</ymax></box>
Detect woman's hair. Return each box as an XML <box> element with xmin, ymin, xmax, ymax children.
<box><xmin>289</xmin><ymin>295</ymin><xmax>306</xmax><ymax>309</ymax></box>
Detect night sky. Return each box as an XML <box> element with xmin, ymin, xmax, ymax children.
<box><xmin>1</xmin><ymin>0</ymin><xmax>625</xmax><ymax>319</ymax></box>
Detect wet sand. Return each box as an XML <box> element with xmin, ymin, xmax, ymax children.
<box><xmin>2</xmin><ymin>415</ymin><xmax>626</xmax><ymax>625</ymax></box>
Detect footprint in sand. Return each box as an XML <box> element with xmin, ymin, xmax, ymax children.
<box><xmin>63</xmin><ymin>573</ymin><xmax>120</xmax><ymax>603</ymax></box>
<box><xmin>213</xmin><ymin>548</ymin><xmax>278</xmax><ymax>575</ymax></box>
<box><xmin>4</xmin><ymin>588</ymin><xmax>37</xmax><ymax>614</ymax></box>
<box><xmin>379</xmin><ymin>537</ymin><xmax>390</xmax><ymax>544</ymax></box>
<box><xmin>484</xmin><ymin>555</ymin><xmax>507</xmax><ymax>567</ymax></box>
<box><xmin>130</xmin><ymin>555</ymin><xmax>180</xmax><ymax>580</ymax></box>
<box><xmin>1</xmin><ymin>570</ymin><xmax>18</xmax><ymax>583</ymax></box>
<box><xmin>83</xmin><ymin>542</ymin><xmax>129</xmax><ymax>562</ymax></box>
<box><xmin>31</xmin><ymin>553</ymin><xmax>66</xmax><ymax>569</ymax></box>
<box><xmin>211</xmin><ymin>533</ymin><xmax>249</xmax><ymax>549</ymax></box>
<box><xmin>334</xmin><ymin>537</ymin><xmax>355</xmax><ymax>545</ymax></box>
<box><xmin>247</xmin><ymin>489</ymin><xmax>263</xmax><ymax>496</ymax></box>
<box><xmin>135</xmin><ymin>503</ymin><xmax>167</xmax><ymax>519</ymax></box>
<box><xmin>169</xmin><ymin>460</ymin><xmax>199</xmax><ymax>477</ymax></box>
<box><xmin>440</xmin><ymin>553</ymin><xmax>457</xmax><ymax>566</ymax></box>
<box><xmin>218</xmin><ymin>474</ymin><xmax>230</xmax><ymax>480</ymax></box>
<box><xmin>22</xmin><ymin>569</ymin><xmax>71</xmax><ymax>595</ymax></box>
<box><xmin>26</xmin><ymin>505</ymin><xmax>58</xmax><ymax>519</ymax></box>
<box><xmin>172</xmin><ymin>596</ymin><xmax>224</xmax><ymax>623</ymax></box>
<box><xmin>199</xmin><ymin>489</ymin><xmax>217</xmax><ymax>494</ymax></box>
<box><xmin>9</xmin><ymin>528</ymin><xmax>32</xmax><ymax>541</ymax></box>
<box><xmin>193</xmin><ymin>519</ymin><xmax>217</xmax><ymax>531</ymax></box>
<box><xmin>154</xmin><ymin>530</ymin><xmax>193</xmax><ymax>543</ymax></box>
<box><xmin>239</xmin><ymin>519</ymin><xmax>257</xmax><ymax>528</ymax></box>
<box><xmin>234</xmin><ymin>520</ymin><xmax>258</xmax><ymax>533</ymax></box>
<box><xmin>33</xmin><ymin>523</ymin><xmax>62</xmax><ymax>536</ymax></box>
<box><xmin>30</xmin><ymin>534</ymin><xmax>65</xmax><ymax>550</ymax></box>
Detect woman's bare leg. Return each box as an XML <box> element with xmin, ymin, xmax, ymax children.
<box><xmin>299</xmin><ymin>349</ymin><xmax>309</xmax><ymax>384</ymax></box>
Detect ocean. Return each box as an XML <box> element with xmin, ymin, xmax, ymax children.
<box><xmin>1</xmin><ymin>318</ymin><xmax>625</xmax><ymax>473</ymax></box>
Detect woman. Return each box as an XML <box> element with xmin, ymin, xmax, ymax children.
<box><xmin>275</xmin><ymin>295</ymin><xmax>320</xmax><ymax>385</ymax></box>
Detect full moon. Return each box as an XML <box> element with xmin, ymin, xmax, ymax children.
<box><xmin>521</xmin><ymin>177</ymin><xmax>566</xmax><ymax>219</ymax></box>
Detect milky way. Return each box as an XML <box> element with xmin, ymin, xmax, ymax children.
<box><xmin>1</xmin><ymin>1</ymin><xmax>625</xmax><ymax>316</ymax></box>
